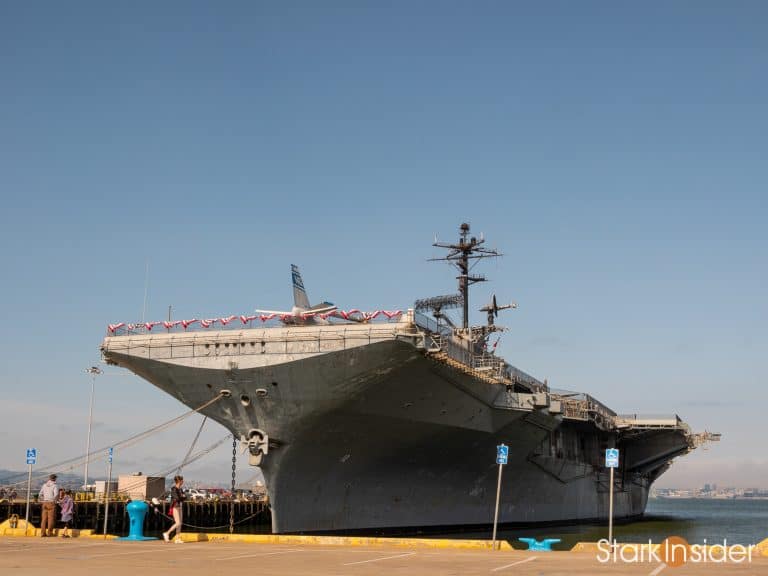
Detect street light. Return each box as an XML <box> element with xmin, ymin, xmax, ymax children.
<box><xmin>84</xmin><ymin>366</ymin><xmax>103</xmax><ymax>490</ymax></box>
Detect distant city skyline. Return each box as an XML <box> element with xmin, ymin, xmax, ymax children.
<box><xmin>655</xmin><ymin>485</ymin><xmax>768</xmax><ymax>492</ymax></box>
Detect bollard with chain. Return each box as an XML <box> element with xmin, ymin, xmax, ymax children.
<box><xmin>230</xmin><ymin>435</ymin><xmax>236</xmax><ymax>534</ymax></box>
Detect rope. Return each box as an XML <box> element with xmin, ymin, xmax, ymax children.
<box><xmin>147</xmin><ymin>495</ymin><xmax>268</xmax><ymax>529</ymax></box>
<box><xmin>154</xmin><ymin>435</ymin><xmax>231</xmax><ymax>479</ymax></box>
<box><xmin>0</xmin><ymin>393</ymin><xmax>225</xmax><ymax>488</ymax></box>
<box><xmin>181</xmin><ymin>509</ymin><xmax>267</xmax><ymax>530</ymax></box>
<box><xmin>178</xmin><ymin>416</ymin><xmax>207</xmax><ymax>476</ymax></box>
<box><xmin>109</xmin><ymin>434</ymin><xmax>232</xmax><ymax>497</ymax></box>
<box><xmin>4</xmin><ymin>391</ymin><xmax>247</xmax><ymax>526</ymax></box>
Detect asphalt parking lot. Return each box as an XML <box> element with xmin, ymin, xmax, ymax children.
<box><xmin>1</xmin><ymin>537</ymin><xmax>766</xmax><ymax>575</ymax></box>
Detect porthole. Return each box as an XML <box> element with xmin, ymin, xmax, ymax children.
<box><xmin>240</xmin><ymin>394</ymin><xmax>251</xmax><ymax>406</ymax></box>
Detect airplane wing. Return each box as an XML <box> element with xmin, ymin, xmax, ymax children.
<box><xmin>307</xmin><ymin>304</ymin><xmax>337</xmax><ymax>315</ymax></box>
<box><xmin>254</xmin><ymin>309</ymin><xmax>293</xmax><ymax>316</ymax></box>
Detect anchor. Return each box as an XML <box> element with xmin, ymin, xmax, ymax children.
<box><xmin>241</xmin><ymin>428</ymin><xmax>269</xmax><ymax>466</ymax></box>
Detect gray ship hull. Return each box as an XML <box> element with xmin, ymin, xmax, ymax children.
<box><xmin>102</xmin><ymin>323</ymin><xmax>680</xmax><ymax>533</ymax></box>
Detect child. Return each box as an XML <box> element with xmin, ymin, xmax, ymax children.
<box><xmin>59</xmin><ymin>490</ymin><xmax>74</xmax><ymax>538</ymax></box>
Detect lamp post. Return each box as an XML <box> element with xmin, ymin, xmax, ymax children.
<box><xmin>84</xmin><ymin>366</ymin><xmax>103</xmax><ymax>490</ymax></box>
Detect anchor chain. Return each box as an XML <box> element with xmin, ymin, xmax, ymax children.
<box><xmin>230</xmin><ymin>435</ymin><xmax>236</xmax><ymax>534</ymax></box>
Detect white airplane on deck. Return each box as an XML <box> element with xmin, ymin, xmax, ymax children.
<box><xmin>255</xmin><ymin>265</ymin><xmax>338</xmax><ymax>325</ymax></box>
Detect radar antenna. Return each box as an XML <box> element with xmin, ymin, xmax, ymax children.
<box><xmin>429</xmin><ymin>223</ymin><xmax>502</xmax><ymax>331</ymax></box>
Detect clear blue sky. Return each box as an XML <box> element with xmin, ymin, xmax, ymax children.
<box><xmin>1</xmin><ymin>1</ymin><xmax>766</xmax><ymax>487</ymax></box>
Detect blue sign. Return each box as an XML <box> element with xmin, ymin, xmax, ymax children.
<box><xmin>496</xmin><ymin>444</ymin><xmax>509</xmax><ymax>465</ymax></box>
<box><xmin>108</xmin><ymin>447</ymin><xmax>113</xmax><ymax>463</ymax></box>
<box><xmin>26</xmin><ymin>448</ymin><xmax>37</xmax><ymax>465</ymax></box>
<box><xmin>605</xmin><ymin>448</ymin><xmax>619</xmax><ymax>468</ymax></box>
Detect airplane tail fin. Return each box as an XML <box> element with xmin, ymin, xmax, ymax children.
<box><xmin>291</xmin><ymin>264</ymin><xmax>311</xmax><ymax>310</ymax></box>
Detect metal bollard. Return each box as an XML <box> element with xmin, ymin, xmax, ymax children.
<box><xmin>117</xmin><ymin>500</ymin><xmax>156</xmax><ymax>541</ymax></box>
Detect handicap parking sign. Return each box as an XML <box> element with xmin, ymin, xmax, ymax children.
<box><xmin>605</xmin><ymin>448</ymin><xmax>619</xmax><ymax>468</ymax></box>
<box><xmin>496</xmin><ymin>443</ymin><xmax>509</xmax><ymax>465</ymax></box>
<box><xmin>26</xmin><ymin>448</ymin><xmax>37</xmax><ymax>465</ymax></box>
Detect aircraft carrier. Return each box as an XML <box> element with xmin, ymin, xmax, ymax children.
<box><xmin>100</xmin><ymin>224</ymin><xmax>719</xmax><ymax>533</ymax></box>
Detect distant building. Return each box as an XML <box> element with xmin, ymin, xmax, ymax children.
<box><xmin>118</xmin><ymin>474</ymin><xmax>165</xmax><ymax>500</ymax></box>
<box><xmin>94</xmin><ymin>480</ymin><xmax>118</xmax><ymax>497</ymax></box>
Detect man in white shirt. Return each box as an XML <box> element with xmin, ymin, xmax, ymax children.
<box><xmin>38</xmin><ymin>474</ymin><xmax>59</xmax><ymax>537</ymax></box>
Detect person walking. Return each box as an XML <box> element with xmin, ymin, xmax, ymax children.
<box><xmin>163</xmin><ymin>475</ymin><xmax>185</xmax><ymax>544</ymax></box>
<box><xmin>59</xmin><ymin>490</ymin><xmax>74</xmax><ymax>538</ymax></box>
<box><xmin>38</xmin><ymin>474</ymin><xmax>59</xmax><ymax>537</ymax></box>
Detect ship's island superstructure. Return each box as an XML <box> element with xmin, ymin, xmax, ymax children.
<box><xmin>101</xmin><ymin>224</ymin><xmax>719</xmax><ymax>533</ymax></box>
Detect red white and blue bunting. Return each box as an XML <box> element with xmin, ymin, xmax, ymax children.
<box><xmin>108</xmin><ymin>310</ymin><xmax>403</xmax><ymax>334</ymax></box>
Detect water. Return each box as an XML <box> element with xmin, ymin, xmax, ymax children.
<box><xmin>432</xmin><ymin>499</ymin><xmax>768</xmax><ymax>550</ymax></box>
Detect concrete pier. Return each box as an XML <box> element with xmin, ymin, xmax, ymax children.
<box><xmin>0</xmin><ymin>500</ymin><xmax>270</xmax><ymax>535</ymax></box>
<box><xmin>1</xmin><ymin>535</ymin><xmax>766</xmax><ymax>575</ymax></box>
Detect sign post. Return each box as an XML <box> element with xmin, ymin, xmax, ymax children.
<box><xmin>103</xmin><ymin>447</ymin><xmax>113</xmax><ymax>538</ymax></box>
<box><xmin>491</xmin><ymin>443</ymin><xmax>508</xmax><ymax>551</ymax></box>
<box><xmin>24</xmin><ymin>448</ymin><xmax>36</xmax><ymax>534</ymax></box>
<box><xmin>605</xmin><ymin>448</ymin><xmax>620</xmax><ymax>546</ymax></box>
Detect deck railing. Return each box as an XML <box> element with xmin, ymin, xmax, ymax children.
<box><xmin>414</xmin><ymin>313</ymin><xmax>546</xmax><ymax>391</ymax></box>
<box><xmin>549</xmin><ymin>389</ymin><xmax>618</xmax><ymax>428</ymax></box>
<box><xmin>102</xmin><ymin>323</ymin><xmax>407</xmax><ymax>361</ymax></box>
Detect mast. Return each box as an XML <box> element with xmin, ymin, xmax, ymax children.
<box><xmin>429</xmin><ymin>223</ymin><xmax>502</xmax><ymax>331</ymax></box>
